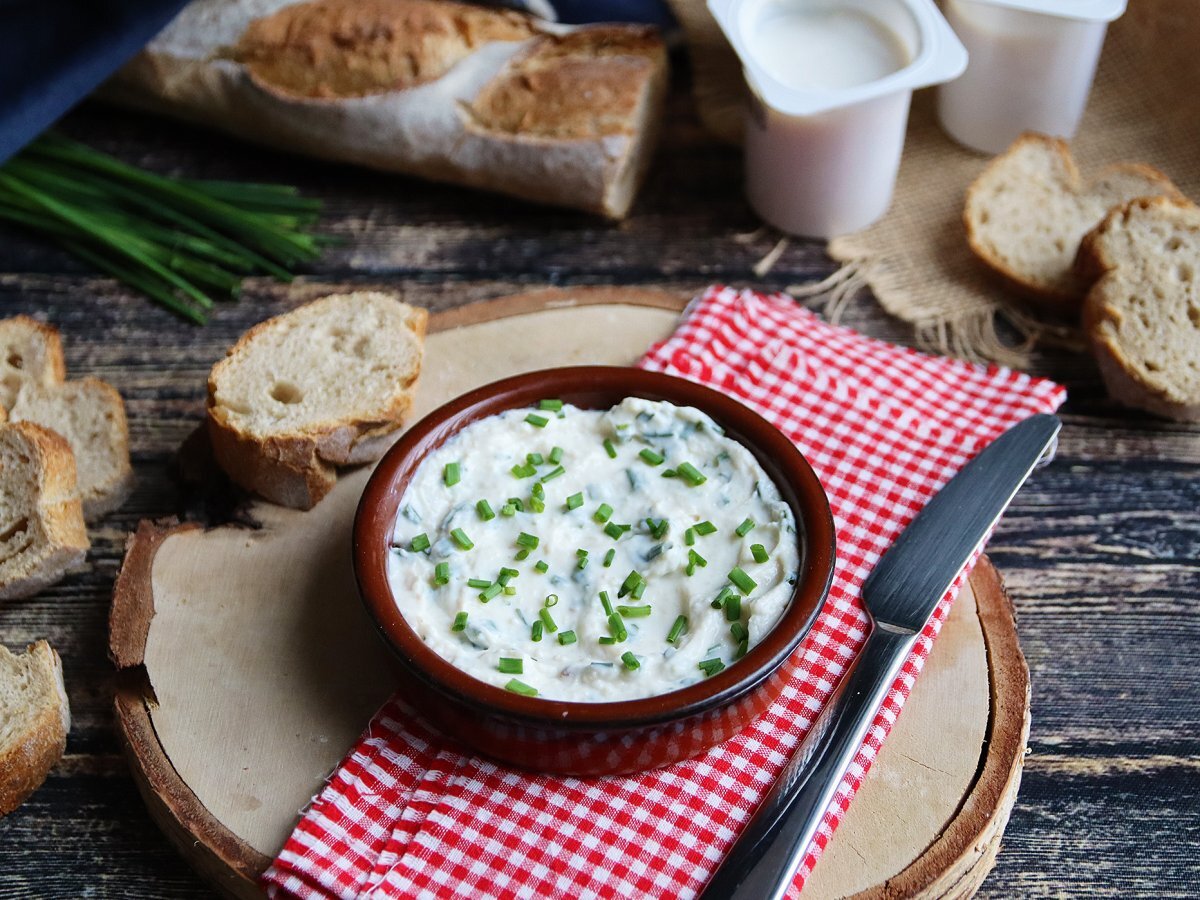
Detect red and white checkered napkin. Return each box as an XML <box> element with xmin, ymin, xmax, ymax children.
<box><xmin>263</xmin><ymin>285</ymin><xmax>1066</xmax><ymax>900</ymax></box>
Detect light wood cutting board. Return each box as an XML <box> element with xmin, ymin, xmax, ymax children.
<box><xmin>109</xmin><ymin>287</ymin><xmax>1030</xmax><ymax>898</ymax></box>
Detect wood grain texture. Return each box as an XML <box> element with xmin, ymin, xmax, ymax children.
<box><xmin>0</xmin><ymin>68</ymin><xmax>1197</xmax><ymax>898</ymax></box>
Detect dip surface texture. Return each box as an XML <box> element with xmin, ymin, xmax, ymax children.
<box><xmin>387</xmin><ymin>398</ymin><xmax>800</xmax><ymax>702</ymax></box>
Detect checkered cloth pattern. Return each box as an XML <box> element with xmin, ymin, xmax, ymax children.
<box><xmin>262</xmin><ymin>285</ymin><xmax>1065</xmax><ymax>900</ymax></box>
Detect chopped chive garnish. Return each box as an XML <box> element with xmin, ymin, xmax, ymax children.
<box><xmin>578</xmin><ymin>554</ymin><xmax>589</xmax><ymax>570</ymax></box>
<box><xmin>527</xmin><ymin>452</ymin><xmax>544</xmax><ymax>466</ymax></box>
<box><xmin>467</xmin><ymin>578</ymin><xmax>492</xmax><ymax>589</ymax></box>
<box><xmin>452</xmin><ymin>611</ymin><xmax>468</xmax><ymax>632</ymax></box>
<box><xmin>618</xmin><ymin>570</ymin><xmax>644</xmax><ymax>598</ymax></box>
<box><xmin>608</xmin><ymin>612</ymin><xmax>628</xmax><ymax>642</ymax></box>
<box><xmin>729</xmin><ymin>567</ymin><xmax>758</xmax><ymax>594</ymax></box>
<box><xmin>549</xmin><ymin>446</ymin><xmax>564</xmax><ymax>464</ymax></box>
<box><xmin>545</xmin><ymin>593</ymin><xmax>559</xmax><ymax>607</ymax></box>
<box><xmin>476</xmin><ymin>499</ymin><xmax>495</xmax><ymax>521</ymax></box>
<box><xmin>604</xmin><ymin>522</ymin><xmax>631</xmax><ymax>540</ymax></box>
<box><xmin>505</xmin><ymin>678</ymin><xmax>538</xmax><ymax>696</ymax></box>
<box><xmin>594</xmin><ymin>503</ymin><xmax>614</xmax><ymax>523</ymax></box>
<box><xmin>410</xmin><ymin>533</ymin><xmax>431</xmax><ymax>553</ymax></box>
<box><xmin>603</xmin><ymin>438</ymin><xmax>617</xmax><ymax>459</ymax></box>
<box><xmin>531</xmin><ymin>620</ymin><xmax>544</xmax><ymax>642</ymax></box>
<box><xmin>444</xmin><ymin>462</ymin><xmax>461</xmax><ymax>486</ymax></box>
<box><xmin>685</xmin><ymin>527</ymin><xmax>696</xmax><ymax>547</ymax></box>
<box><xmin>529</xmin><ymin>497</ymin><xmax>545</xmax><ymax>514</ymax></box>
<box><xmin>712</xmin><ymin>586</ymin><xmax>736</xmax><ymax>610</ymax></box>
<box><xmin>498</xmin><ymin>657</ymin><xmax>524</xmax><ymax>674</ymax></box>
<box><xmin>539</xmin><ymin>399</ymin><xmax>563</xmax><ymax>411</ymax></box>
<box><xmin>639</xmin><ymin>448</ymin><xmax>665</xmax><ymax>466</ymax></box>
<box><xmin>725</xmin><ymin>593</ymin><xmax>742</xmax><ymax>622</ymax></box>
<box><xmin>603</xmin><ymin>548</ymin><xmax>616</xmax><ymax>568</ymax></box>
<box><xmin>501</xmin><ymin>502</ymin><xmax>518</xmax><ymax>517</ymax></box>
<box><xmin>667</xmin><ymin>615</ymin><xmax>688</xmax><ymax>645</ymax></box>
<box><xmin>498</xmin><ymin>567</ymin><xmax>519</xmax><ymax>585</ymax></box>
<box><xmin>648</xmin><ymin>518</ymin><xmax>669</xmax><ymax>540</ymax></box>
<box><xmin>558</xmin><ymin>630</ymin><xmax>577</xmax><ymax>646</ymax></box>
<box><xmin>577</xmin><ymin>548</ymin><xmax>589</xmax><ymax>557</ymax></box>
<box><xmin>698</xmin><ymin>658</ymin><xmax>725</xmax><ymax>677</ymax></box>
<box><xmin>689</xmin><ymin>549</ymin><xmax>708</xmax><ymax>569</ymax></box>
<box><xmin>511</xmin><ymin>462</ymin><xmax>537</xmax><ymax>478</ymax></box>
<box><xmin>539</xmin><ymin>608</ymin><xmax>558</xmax><ymax>632</ymax></box>
<box><xmin>450</xmin><ymin>528</ymin><xmax>474</xmax><ymax>550</ymax></box>
<box><xmin>694</xmin><ymin>521</ymin><xmax>717</xmax><ymax>536</ymax></box>
<box><xmin>515</xmin><ymin>548</ymin><xmax>531</xmax><ymax>561</ymax></box>
<box><xmin>566</xmin><ymin>492</ymin><xmax>584</xmax><ymax>510</ymax></box>
<box><xmin>532</xmin><ymin>481</ymin><xmax>545</xmax><ymax>500</ymax></box>
<box><xmin>646</xmin><ymin>543</ymin><xmax>667</xmax><ymax>561</ymax></box>
<box><xmin>735</xmin><ymin>518</ymin><xmax>756</xmax><ymax>537</ymax></box>
<box><xmin>599</xmin><ymin>590</ymin><xmax>614</xmax><ymax>616</ymax></box>
<box><xmin>508</xmin><ymin>498</ymin><xmax>524</xmax><ymax>511</ymax></box>
<box><xmin>535</xmin><ymin>560</ymin><xmax>549</xmax><ymax>574</ymax></box>
<box><xmin>617</xmin><ymin>605</ymin><xmax>652</xmax><ymax>618</ymax></box>
<box><xmin>730</xmin><ymin>621</ymin><xmax>749</xmax><ymax>642</ymax></box>
<box><xmin>540</xmin><ymin>465</ymin><xmax>565</xmax><ymax>483</ymax></box>
<box><xmin>631</xmin><ymin>580</ymin><xmax>646</xmax><ymax>600</ymax></box>
<box><xmin>677</xmin><ymin>462</ymin><xmax>707</xmax><ymax>486</ymax></box>
<box><xmin>751</xmin><ymin>543</ymin><xmax>769</xmax><ymax>563</ymax></box>
<box><xmin>526</xmin><ymin>413</ymin><xmax>549</xmax><ymax>428</ymax></box>
<box><xmin>434</xmin><ymin>562</ymin><xmax>450</xmax><ymax>585</ymax></box>
<box><xmin>516</xmin><ymin>532</ymin><xmax>540</xmax><ymax>549</ymax></box>
<box><xmin>662</xmin><ymin>468</ymin><xmax>678</xmax><ymax>478</ymax></box>
<box><xmin>504</xmin><ymin>585</ymin><xmax>517</xmax><ymax>595</ymax></box>
<box><xmin>479</xmin><ymin>582</ymin><xmax>503</xmax><ymax>602</ymax></box>
<box><xmin>736</xmin><ymin>639</ymin><xmax>749</xmax><ymax>660</ymax></box>
<box><xmin>621</xmin><ymin>651</ymin><xmax>641</xmax><ymax>670</ymax></box>
<box><xmin>599</xmin><ymin>636</ymin><xmax>617</xmax><ymax>645</ymax></box>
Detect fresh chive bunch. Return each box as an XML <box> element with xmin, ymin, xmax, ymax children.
<box><xmin>0</xmin><ymin>132</ymin><xmax>328</xmax><ymax>324</ymax></box>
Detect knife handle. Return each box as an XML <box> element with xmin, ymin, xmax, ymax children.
<box><xmin>698</xmin><ymin>623</ymin><xmax>919</xmax><ymax>900</ymax></box>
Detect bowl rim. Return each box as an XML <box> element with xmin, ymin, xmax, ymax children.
<box><xmin>353</xmin><ymin>365</ymin><xmax>836</xmax><ymax>730</ymax></box>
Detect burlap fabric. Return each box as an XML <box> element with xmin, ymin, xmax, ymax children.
<box><xmin>668</xmin><ymin>0</ymin><xmax>1200</xmax><ymax>365</ymax></box>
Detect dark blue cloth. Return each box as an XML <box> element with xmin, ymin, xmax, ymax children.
<box><xmin>0</xmin><ymin>0</ymin><xmax>190</xmax><ymax>164</ymax></box>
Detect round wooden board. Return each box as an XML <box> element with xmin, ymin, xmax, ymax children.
<box><xmin>109</xmin><ymin>287</ymin><xmax>1030</xmax><ymax>899</ymax></box>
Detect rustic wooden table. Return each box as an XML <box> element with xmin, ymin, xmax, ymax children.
<box><xmin>0</xmin><ymin>83</ymin><xmax>1197</xmax><ymax>898</ymax></box>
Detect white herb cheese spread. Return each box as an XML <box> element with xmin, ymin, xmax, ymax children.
<box><xmin>387</xmin><ymin>397</ymin><xmax>800</xmax><ymax>702</ymax></box>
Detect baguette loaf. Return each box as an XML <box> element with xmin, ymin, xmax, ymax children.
<box><xmin>0</xmin><ymin>640</ymin><xmax>70</xmax><ymax>816</ymax></box>
<box><xmin>104</xmin><ymin>0</ymin><xmax>668</xmax><ymax>219</ymax></box>
<box><xmin>0</xmin><ymin>317</ymin><xmax>66</xmax><ymax>411</ymax></box>
<box><xmin>207</xmin><ymin>291</ymin><xmax>427</xmax><ymax>510</ymax></box>
<box><xmin>1079</xmin><ymin>197</ymin><xmax>1200</xmax><ymax>422</ymax></box>
<box><xmin>0</xmin><ymin>423</ymin><xmax>89</xmax><ymax>601</ymax></box>
<box><xmin>964</xmin><ymin>133</ymin><xmax>1183</xmax><ymax>312</ymax></box>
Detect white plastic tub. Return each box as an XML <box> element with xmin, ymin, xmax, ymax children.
<box><xmin>709</xmin><ymin>0</ymin><xmax>967</xmax><ymax>238</ymax></box>
<box><xmin>937</xmin><ymin>0</ymin><xmax>1127</xmax><ymax>154</ymax></box>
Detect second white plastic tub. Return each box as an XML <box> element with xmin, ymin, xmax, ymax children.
<box><xmin>937</xmin><ymin>0</ymin><xmax>1127</xmax><ymax>154</ymax></box>
<box><xmin>710</xmin><ymin>0</ymin><xmax>967</xmax><ymax>239</ymax></box>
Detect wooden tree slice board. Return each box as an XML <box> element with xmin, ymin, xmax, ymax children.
<box><xmin>110</xmin><ymin>288</ymin><xmax>1030</xmax><ymax>899</ymax></box>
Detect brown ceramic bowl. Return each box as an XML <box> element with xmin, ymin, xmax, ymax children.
<box><xmin>354</xmin><ymin>366</ymin><xmax>835</xmax><ymax>776</ymax></box>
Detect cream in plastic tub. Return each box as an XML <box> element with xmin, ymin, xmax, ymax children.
<box><xmin>937</xmin><ymin>0</ymin><xmax>1127</xmax><ymax>154</ymax></box>
<box><xmin>709</xmin><ymin>0</ymin><xmax>967</xmax><ymax>238</ymax></box>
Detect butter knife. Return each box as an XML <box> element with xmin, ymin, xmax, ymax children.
<box><xmin>699</xmin><ymin>413</ymin><xmax>1061</xmax><ymax>900</ymax></box>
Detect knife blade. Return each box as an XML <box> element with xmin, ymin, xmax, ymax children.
<box><xmin>698</xmin><ymin>413</ymin><xmax>1061</xmax><ymax>900</ymax></box>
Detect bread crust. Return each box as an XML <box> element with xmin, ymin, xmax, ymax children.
<box><xmin>964</xmin><ymin>133</ymin><xmax>1183</xmax><ymax>314</ymax></box>
<box><xmin>104</xmin><ymin>0</ymin><xmax>667</xmax><ymax>219</ymax></box>
<box><xmin>206</xmin><ymin>294</ymin><xmax>427</xmax><ymax>510</ymax></box>
<box><xmin>0</xmin><ymin>316</ymin><xmax>67</xmax><ymax>410</ymax></box>
<box><xmin>1079</xmin><ymin>197</ymin><xmax>1200</xmax><ymax>422</ymax></box>
<box><xmin>0</xmin><ymin>641</ymin><xmax>70</xmax><ymax>816</ymax></box>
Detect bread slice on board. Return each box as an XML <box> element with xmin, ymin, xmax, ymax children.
<box><xmin>1078</xmin><ymin>197</ymin><xmax>1200</xmax><ymax>422</ymax></box>
<box><xmin>0</xmin><ymin>423</ymin><xmax>89</xmax><ymax>602</ymax></box>
<box><xmin>207</xmin><ymin>292</ymin><xmax>427</xmax><ymax>510</ymax></box>
<box><xmin>0</xmin><ymin>317</ymin><xmax>67</xmax><ymax>411</ymax></box>
<box><xmin>9</xmin><ymin>378</ymin><xmax>135</xmax><ymax>520</ymax></box>
<box><xmin>964</xmin><ymin>133</ymin><xmax>1184</xmax><ymax>312</ymax></box>
<box><xmin>103</xmin><ymin>0</ymin><xmax>667</xmax><ymax>219</ymax></box>
<box><xmin>0</xmin><ymin>640</ymin><xmax>70</xmax><ymax>816</ymax></box>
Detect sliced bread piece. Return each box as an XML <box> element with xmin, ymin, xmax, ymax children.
<box><xmin>964</xmin><ymin>133</ymin><xmax>1184</xmax><ymax>312</ymax></box>
<box><xmin>9</xmin><ymin>378</ymin><xmax>135</xmax><ymax>520</ymax></box>
<box><xmin>0</xmin><ymin>317</ymin><xmax>66</xmax><ymax>411</ymax></box>
<box><xmin>0</xmin><ymin>640</ymin><xmax>70</xmax><ymax>816</ymax></box>
<box><xmin>1079</xmin><ymin>197</ymin><xmax>1200</xmax><ymax>422</ymax></box>
<box><xmin>0</xmin><ymin>423</ymin><xmax>90</xmax><ymax>600</ymax></box>
<box><xmin>207</xmin><ymin>292</ymin><xmax>428</xmax><ymax>510</ymax></box>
